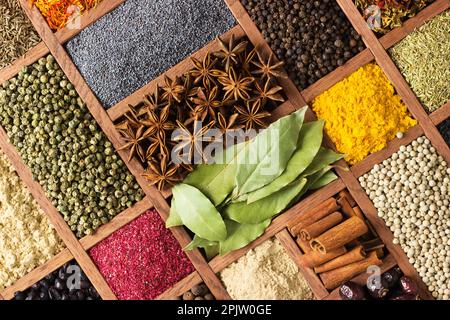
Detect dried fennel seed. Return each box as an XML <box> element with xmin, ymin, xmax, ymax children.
<box><xmin>389</xmin><ymin>10</ymin><xmax>450</xmax><ymax>113</ymax></box>
<box><xmin>0</xmin><ymin>0</ymin><xmax>41</xmax><ymax>69</ymax></box>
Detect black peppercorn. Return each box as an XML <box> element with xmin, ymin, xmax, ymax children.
<box><xmin>242</xmin><ymin>0</ymin><xmax>365</xmax><ymax>89</ymax></box>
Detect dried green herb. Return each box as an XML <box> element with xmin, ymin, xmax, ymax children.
<box><xmin>389</xmin><ymin>10</ymin><xmax>450</xmax><ymax>112</ymax></box>
<box><xmin>0</xmin><ymin>0</ymin><xmax>41</xmax><ymax>69</ymax></box>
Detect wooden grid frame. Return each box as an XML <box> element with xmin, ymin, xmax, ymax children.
<box><xmin>0</xmin><ymin>0</ymin><xmax>448</xmax><ymax>301</ymax></box>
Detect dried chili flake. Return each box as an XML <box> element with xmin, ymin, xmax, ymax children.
<box><xmin>30</xmin><ymin>0</ymin><xmax>102</xmax><ymax>30</ymax></box>
<box><xmin>89</xmin><ymin>209</ymin><xmax>195</xmax><ymax>300</ymax></box>
<box><xmin>355</xmin><ymin>0</ymin><xmax>434</xmax><ymax>34</ymax></box>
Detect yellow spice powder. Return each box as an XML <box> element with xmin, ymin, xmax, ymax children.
<box><xmin>0</xmin><ymin>150</ymin><xmax>65</xmax><ymax>290</ymax></box>
<box><xmin>312</xmin><ymin>63</ymin><xmax>417</xmax><ymax>165</ymax></box>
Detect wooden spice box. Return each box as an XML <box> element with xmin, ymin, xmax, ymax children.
<box><xmin>0</xmin><ymin>0</ymin><xmax>448</xmax><ymax>301</ymax></box>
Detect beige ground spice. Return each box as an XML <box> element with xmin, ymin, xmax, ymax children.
<box><xmin>219</xmin><ymin>238</ymin><xmax>314</xmax><ymax>300</ymax></box>
<box><xmin>0</xmin><ymin>150</ymin><xmax>65</xmax><ymax>290</ymax></box>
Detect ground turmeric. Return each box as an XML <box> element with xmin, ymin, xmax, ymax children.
<box><xmin>312</xmin><ymin>63</ymin><xmax>417</xmax><ymax>165</ymax></box>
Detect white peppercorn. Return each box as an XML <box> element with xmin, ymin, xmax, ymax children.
<box><xmin>360</xmin><ymin>136</ymin><xmax>449</xmax><ymax>300</ymax></box>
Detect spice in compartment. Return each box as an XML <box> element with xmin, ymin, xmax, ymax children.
<box><xmin>13</xmin><ymin>261</ymin><xmax>101</xmax><ymax>300</ymax></box>
<box><xmin>360</xmin><ymin>136</ymin><xmax>450</xmax><ymax>299</ymax></box>
<box><xmin>219</xmin><ymin>238</ymin><xmax>315</xmax><ymax>300</ymax></box>
<box><xmin>288</xmin><ymin>191</ymin><xmax>385</xmax><ymax>290</ymax></box>
<box><xmin>312</xmin><ymin>63</ymin><xmax>417</xmax><ymax>165</ymax></box>
<box><xmin>241</xmin><ymin>0</ymin><xmax>366</xmax><ymax>89</ymax></box>
<box><xmin>65</xmin><ymin>0</ymin><xmax>236</xmax><ymax>108</ymax></box>
<box><xmin>0</xmin><ymin>55</ymin><xmax>144</xmax><ymax>239</ymax></box>
<box><xmin>89</xmin><ymin>209</ymin><xmax>195</xmax><ymax>300</ymax></box>
<box><xmin>115</xmin><ymin>36</ymin><xmax>287</xmax><ymax>190</ymax></box>
<box><xmin>355</xmin><ymin>0</ymin><xmax>434</xmax><ymax>35</ymax></box>
<box><xmin>0</xmin><ymin>150</ymin><xmax>65</xmax><ymax>290</ymax></box>
<box><xmin>31</xmin><ymin>0</ymin><xmax>103</xmax><ymax>31</ymax></box>
<box><xmin>389</xmin><ymin>10</ymin><xmax>450</xmax><ymax>113</ymax></box>
<box><xmin>0</xmin><ymin>0</ymin><xmax>41</xmax><ymax>69</ymax></box>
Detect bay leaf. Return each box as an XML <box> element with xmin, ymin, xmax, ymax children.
<box><xmin>245</xmin><ymin>120</ymin><xmax>324</xmax><ymax>204</ymax></box>
<box><xmin>184</xmin><ymin>235</ymin><xmax>218</xmax><ymax>251</ymax></box>
<box><xmin>290</xmin><ymin>166</ymin><xmax>334</xmax><ymax>205</ymax></box>
<box><xmin>310</xmin><ymin>171</ymin><xmax>338</xmax><ymax>190</ymax></box>
<box><xmin>301</xmin><ymin>147</ymin><xmax>344</xmax><ymax>176</ymax></box>
<box><xmin>204</xmin><ymin>244</ymin><xmax>220</xmax><ymax>261</ymax></box>
<box><xmin>223</xmin><ymin>178</ymin><xmax>308</xmax><ymax>224</ymax></box>
<box><xmin>219</xmin><ymin>219</ymin><xmax>271</xmax><ymax>255</ymax></box>
<box><xmin>234</xmin><ymin>107</ymin><xmax>307</xmax><ymax>198</ymax></box>
<box><xmin>166</xmin><ymin>197</ymin><xmax>183</xmax><ymax>228</ymax></box>
<box><xmin>183</xmin><ymin>142</ymin><xmax>247</xmax><ymax>206</ymax></box>
<box><xmin>172</xmin><ymin>183</ymin><xmax>227</xmax><ymax>242</ymax></box>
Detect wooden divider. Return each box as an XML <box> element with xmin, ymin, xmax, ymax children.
<box><xmin>209</xmin><ymin>179</ymin><xmax>346</xmax><ymax>273</ymax></box>
<box><xmin>17</xmin><ymin>0</ymin><xmax>232</xmax><ymax>301</ymax></box>
<box><xmin>0</xmin><ymin>124</ymin><xmax>117</xmax><ymax>300</ymax></box>
<box><xmin>351</xmin><ymin>125</ymin><xmax>424</xmax><ymax>178</ymax></box>
<box><xmin>156</xmin><ymin>272</ymin><xmax>203</xmax><ymax>300</ymax></box>
<box><xmin>107</xmin><ymin>25</ymin><xmax>246</xmax><ymax>121</ymax></box>
<box><xmin>430</xmin><ymin>101</ymin><xmax>450</xmax><ymax>126</ymax></box>
<box><xmin>336</xmin><ymin>0</ymin><xmax>450</xmax><ymax>165</ymax></box>
<box><xmin>0</xmin><ymin>0</ymin><xmax>126</xmax><ymax>86</ymax></box>
<box><xmin>379</xmin><ymin>0</ymin><xmax>450</xmax><ymax>50</ymax></box>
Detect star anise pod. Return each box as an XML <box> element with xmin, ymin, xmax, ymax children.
<box><xmin>172</xmin><ymin>120</ymin><xmax>215</xmax><ymax>163</ymax></box>
<box><xmin>140</xmin><ymin>105</ymin><xmax>176</xmax><ymax>141</ymax></box>
<box><xmin>161</xmin><ymin>75</ymin><xmax>185</xmax><ymax>105</ymax></box>
<box><xmin>235</xmin><ymin>100</ymin><xmax>271</xmax><ymax>131</ymax></box>
<box><xmin>215</xmin><ymin>34</ymin><xmax>248</xmax><ymax>72</ymax></box>
<box><xmin>144</xmin><ymin>135</ymin><xmax>161</xmax><ymax>161</ymax></box>
<box><xmin>218</xmin><ymin>67</ymin><xmax>254</xmax><ymax>102</ymax></box>
<box><xmin>115</xmin><ymin>104</ymin><xmax>142</xmax><ymax>131</ymax></box>
<box><xmin>251</xmin><ymin>52</ymin><xmax>288</xmax><ymax>80</ymax></box>
<box><xmin>254</xmin><ymin>79</ymin><xmax>285</xmax><ymax>103</ymax></box>
<box><xmin>117</xmin><ymin>124</ymin><xmax>151</xmax><ymax>163</ymax></box>
<box><xmin>142</xmin><ymin>155</ymin><xmax>181</xmax><ymax>190</ymax></box>
<box><xmin>217</xmin><ymin>112</ymin><xmax>241</xmax><ymax>133</ymax></box>
<box><xmin>190</xmin><ymin>86</ymin><xmax>222</xmax><ymax>121</ymax></box>
<box><xmin>143</xmin><ymin>85</ymin><xmax>165</xmax><ymax>111</ymax></box>
<box><xmin>240</xmin><ymin>47</ymin><xmax>257</xmax><ymax>76</ymax></box>
<box><xmin>189</xmin><ymin>52</ymin><xmax>223</xmax><ymax>88</ymax></box>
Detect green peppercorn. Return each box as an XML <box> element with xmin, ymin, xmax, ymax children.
<box><xmin>0</xmin><ymin>54</ymin><xmax>144</xmax><ymax>239</ymax></box>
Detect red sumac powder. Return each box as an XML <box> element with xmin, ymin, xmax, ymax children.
<box><xmin>89</xmin><ymin>209</ymin><xmax>195</xmax><ymax>300</ymax></box>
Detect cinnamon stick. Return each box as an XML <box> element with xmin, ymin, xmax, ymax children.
<box><xmin>296</xmin><ymin>237</ymin><xmax>312</xmax><ymax>253</ymax></box>
<box><xmin>298</xmin><ymin>247</ymin><xmax>347</xmax><ymax>268</ymax></box>
<box><xmin>337</xmin><ymin>196</ymin><xmax>356</xmax><ymax>219</ymax></box>
<box><xmin>352</xmin><ymin>206</ymin><xmax>365</xmax><ymax>220</ymax></box>
<box><xmin>338</xmin><ymin>190</ymin><xmax>356</xmax><ymax>207</ymax></box>
<box><xmin>310</xmin><ymin>217</ymin><xmax>368</xmax><ymax>254</ymax></box>
<box><xmin>319</xmin><ymin>251</ymin><xmax>382</xmax><ymax>290</ymax></box>
<box><xmin>299</xmin><ymin>212</ymin><xmax>343</xmax><ymax>240</ymax></box>
<box><xmin>314</xmin><ymin>246</ymin><xmax>366</xmax><ymax>274</ymax></box>
<box><xmin>289</xmin><ymin>198</ymin><xmax>340</xmax><ymax>236</ymax></box>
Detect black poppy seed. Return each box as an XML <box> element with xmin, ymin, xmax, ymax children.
<box><xmin>65</xmin><ymin>0</ymin><xmax>236</xmax><ymax>109</ymax></box>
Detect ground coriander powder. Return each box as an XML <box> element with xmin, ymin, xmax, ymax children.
<box><xmin>0</xmin><ymin>150</ymin><xmax>65</xmax><ymax>290</ymax></box>
<box><xmin>220</xmin><ymin>238</ymin><xmax>314</xmax><ymax>300</ymax></box>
